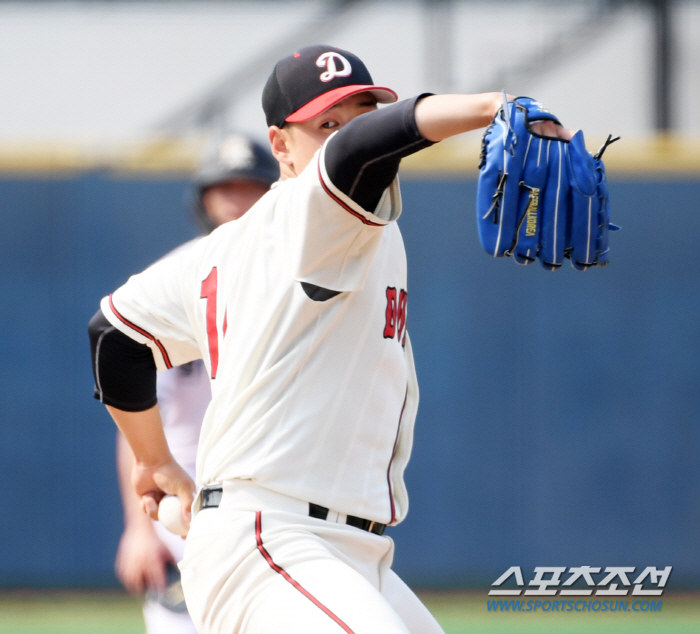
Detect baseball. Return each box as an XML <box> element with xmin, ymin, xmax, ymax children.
<box><xmin>157</xmin><ymin>495</ymin><xmax>188</xmax><ymax>537</ymax></box>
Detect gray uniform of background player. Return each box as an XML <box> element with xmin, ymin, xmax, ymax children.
<box><xmin>113</xmin><ymin>132</ymin><xmax>277</xmax><ymax>634</ymax></box>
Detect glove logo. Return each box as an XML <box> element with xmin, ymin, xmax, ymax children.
<box><xmin>524</xmin><ymin>186</ymin><xmax>540</xmax><ymax>237</ymax></box>
<box><xmin>316</xmin><ymin>52</ymin><xmax>352</xmax><ymax>82</ymax></box>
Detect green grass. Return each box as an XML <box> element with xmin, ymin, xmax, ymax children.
<box><xmin>0</xmin><ymin>590</ymin><xmax>698</xmax><ymax>633</ymax></box>
<box><xmin>0</xmin><ymin>592</ymin><xmax>144</xmax><ymax>634</ymax></box>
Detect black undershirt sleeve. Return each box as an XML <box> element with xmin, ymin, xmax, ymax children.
<box><xmin>88</xmin><ymin>308</ymin><xmax>157</xmax><ymax>412</ymax></box>
<box><xmin>323</xmin><ymin>94</ymin><xmax>435</xmax><ymax>211</ymax></box>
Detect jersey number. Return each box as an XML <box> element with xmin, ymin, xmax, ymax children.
<box><xmin>201</xmin><ymin>267</ymin><xmax>221</xmax><ymax>379</ymax></box>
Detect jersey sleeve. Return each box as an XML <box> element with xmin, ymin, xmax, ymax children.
<box><xmin>323</xmin><ymin>95</ymin><xmax>435</xmax><ymax>212</ymax></box>
<box><xmin>280</xmin><ymin>97</ymin><xmax>433</xmax><ymax>293</ymax></box>
<box><xmin>100</xmin><ymin>247</ymin><xmax>202</xmax><ymax>371</ymax></box>
<box><xmin>279</xmin><ymin>150</ymin><xmax>395</xmax><ymax>293</ymax></box>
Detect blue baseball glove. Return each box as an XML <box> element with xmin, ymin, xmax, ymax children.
<box><xmin>476</xmin><ymin>95</ymin><xmax>619</xmax><ymax>271</ymax></box>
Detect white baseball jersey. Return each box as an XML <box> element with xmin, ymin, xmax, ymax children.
<box><xmin>101</xmin><ymin>138</ymin><xmax>418</xmax><ymax>525</ymax></box>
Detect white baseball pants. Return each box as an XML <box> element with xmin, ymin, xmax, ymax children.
<box><xmin>179</xmin><ymin>480</ymin><xmax>445</xmax><ymax>634</ymax></box>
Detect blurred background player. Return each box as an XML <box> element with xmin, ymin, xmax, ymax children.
<box><xmin>113</xmin><ymin>131</ymin><xmax>278</xmax><ymax>634</ymax></box>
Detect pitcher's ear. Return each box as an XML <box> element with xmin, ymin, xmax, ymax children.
<box><xmin>268</xmin><ymin>126</ymin><xmax>292</xmax><ymax>166</ymax></box>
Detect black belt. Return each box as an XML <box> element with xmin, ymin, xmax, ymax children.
<box><xmin>200</xmin><ymin>486</ymin><xmax>386</xmax><ymax>536</ymax></box>
<box><xmin>309</xmin><ymin>502</ymin><xmax>386</xmax><ymax>536</ymax></box>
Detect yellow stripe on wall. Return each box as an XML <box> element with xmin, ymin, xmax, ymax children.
<box><xmin>0</xmin><ymin>135</ymin><xmax>699</xmax><ymax>175</ymax></box>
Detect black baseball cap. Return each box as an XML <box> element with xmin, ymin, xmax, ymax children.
<box><xmin>262</xmin><ymin>45</ymin><xmax>397</xmax><ymax>128</ymax></box>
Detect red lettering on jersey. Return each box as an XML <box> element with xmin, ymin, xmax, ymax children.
<box><xmin>383</xmin><ymin>287</ymin><xmax>397</xmax><ymax>339</ymax></box>
<box><xmin>200</xmin><ymin>267</ymin><xmax>219</xmax><ymax>379</ymax></box>
<box><xmin>384</xmin><ymin>286</ymin><xmax>408</xmax><ymax>343</ymax></box>
<box><xmin>397</xmin><ymin>289</ymin><xmax>407</xmax><ymax>343</ymax></box>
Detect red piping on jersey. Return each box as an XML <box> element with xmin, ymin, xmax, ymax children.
<box><xmin>255</xmin><ymin>512</ymin><xmax>356</xmax><ymax>633</ymax></box>
<box><xmin>317</xmin><ymin>161</ymin><xmax>383</xmax><ymax>227</ymax></box>
<box><xmin>386</xmin><ymin>390</ymin><xmax>408</xmax><ymax>524</ymax></box>
<box><xmin>107</xmin><ymin>295</ymin><xmax>173</xmax><ymax>369</ymax></box>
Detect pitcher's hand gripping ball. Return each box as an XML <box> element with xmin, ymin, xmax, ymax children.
<box><xmin>157</xmin><ymin>495</ymin><xmax>189</xmax><ymax>538</ymax></box>
<box><xmin>476</xmin><ymin>95</ymin><xmax>619</xmax><ymax>271</ymax></box>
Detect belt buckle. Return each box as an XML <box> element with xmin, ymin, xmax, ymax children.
<box><xmin>201</xmin><ymin>485</ymin><xmax>223</xmax><ymax>509</ymax></box>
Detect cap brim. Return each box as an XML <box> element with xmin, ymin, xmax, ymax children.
<box><xmin>285</xmin><ymin>85</ymin><xmax>398</xmax><ymax>124</ymax></box>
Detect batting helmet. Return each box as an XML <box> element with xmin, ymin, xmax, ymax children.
<box><xmin>192</xmin><ymin>131</ymin><xmax>278</xmax><ymax>233</ymax></box>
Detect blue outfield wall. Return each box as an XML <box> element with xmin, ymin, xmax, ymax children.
<box><xmin>0</xmin><ymin>171</ymin><xmax>698</xmax><ymax>589</ymax></box>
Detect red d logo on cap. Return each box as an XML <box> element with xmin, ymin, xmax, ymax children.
<box><xmin>316</xmin><ymin>52</ymin><xmax>352</xmax><ymax>83</ymax></box>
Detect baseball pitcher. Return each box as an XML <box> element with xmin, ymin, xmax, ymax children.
<box><xmin>90</xmin><ymin>45</ymin><xmax>610</xmax><ymax>634</ymax></box>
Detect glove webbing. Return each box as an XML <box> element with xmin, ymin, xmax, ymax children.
<box><xmin>594</xmin><ymin>134</ymin><xmax>621</xmax><ymax>161</ymax></box>
<box><xmin>482</xmin><ymin>171</ymin><xmax>507</xmax><ymax>225</ymax></box>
